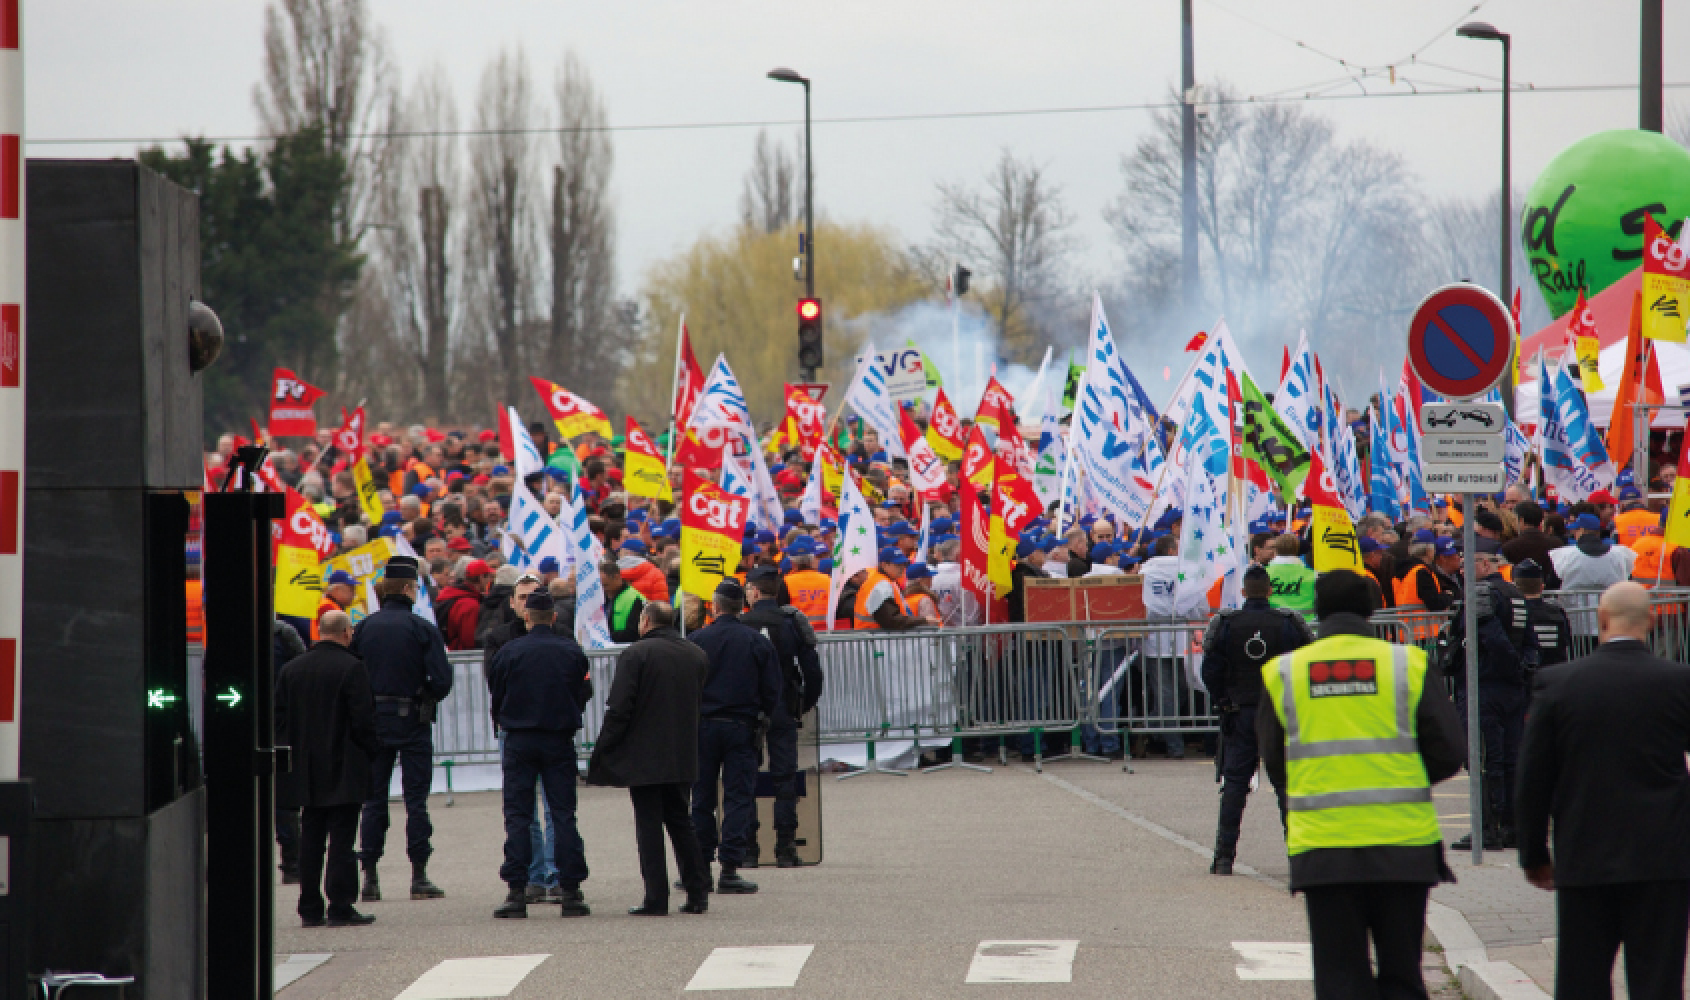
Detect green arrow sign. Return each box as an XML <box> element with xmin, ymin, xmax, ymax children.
<box><xmin>146</xmin><ymin>688</ymin><xmax>177</xmax><ymax>710</ymax></box>
<box><xmin>215</xmin><ymin>687</ymin><xmax>243</xmax><ymax>709</ymax></box>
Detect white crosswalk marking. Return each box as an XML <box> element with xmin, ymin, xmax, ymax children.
<box><xmin>393</xmin><ymin>955</ymin><xmax>551</xmax><ymax>999</ymax></box>
<box><xmin>964</xmin><ymin>940</ymin><xmax>1079</xmax><ymax>984</ymax></box>
<box><xmin>685</xmin><ymin>945</ymin><xmax>814</xmax><ymax>991</ymax></box>
<box><xmin>1232</xmin><ymin>942</ymin><xmax>1313</xmax><ymax>980</ymax></box>
<box><xmin>275</xmin><ymin>953</ymin><xmax>331</xmax><ymax>991</ymax></box>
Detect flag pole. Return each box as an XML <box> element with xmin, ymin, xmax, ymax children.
<box><xmin>665</xmin><ymin>314</ymin><xmax>686</xmax><ymax>474</ymax></box>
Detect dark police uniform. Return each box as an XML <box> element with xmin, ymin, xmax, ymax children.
<box><xmin>740</xmin><ymin>578</ymin><xmax>825</xmax><ymax>868</ymax></box>
<box><xmin>350</xmin><ymin>558</ymin><xmax>454</xmax><ymax>899</ymax></box>
<box><xmin>487</xmin><ymin>592</ymin><xmax>593</xmax><ymax>917</ymax></box>
<box><xmin>1516</xmin><ymin>560</ymin><xmax>1573</xmax><ymax>669</ymax></box>
<box><xmin>1199</xmin><ymin>589</ymin><xmax>1312</xmax><ymax>873</ymax></box>
<box><xmin>687</xmin><ymin>581</ymin><xmax>783</xmax><ymax>890</ymax></box>
<box><xmin>1446</xmin><ymin>574</ymin><xmax>1538</xmax><ymax>850</ymax></box>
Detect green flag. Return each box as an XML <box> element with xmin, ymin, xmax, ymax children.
<box><xmin>908</xmin><ymin>339</ymin><xmax>944</xmax><ymax>389</ymax></box>
<box><xmin>1061</xmin><ymin>354</ymin><xmax>1085</xmax><ymax>411</ymax></box>
<box><xmin>1237</xmin><ymin>371</ymin><xmax>1311</xmax><ymax>504</ymax></box>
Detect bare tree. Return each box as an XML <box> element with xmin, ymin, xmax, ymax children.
<box><xmin>465</xmin><ymin>48</ymin><xmax>540</xmax><ymax>411</ymax></box>
<box><xmin>546</xmin><ymin>52</ymin><xmax>623</xmax><ymax>402</ymax></box>
<box><xmin>932</xmin><ymin>150</ymin><xmax>1076</xmax><ymax>362</ymax></box>
<box><xmin>739</xmin><ymin>130</ymin><xmax>799</xmax><ymax>234</ymax></box>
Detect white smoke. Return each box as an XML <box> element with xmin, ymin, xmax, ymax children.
<box><xmin>834</xmin><ymin>299</ymin><xmax>1051</xmax><ymax>420</ymax></box>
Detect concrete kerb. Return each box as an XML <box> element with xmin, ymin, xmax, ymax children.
<box><xmin>1033</xmin><ymin>767</ymin><xmax>1550</xmax><ymax>999</ymax></box>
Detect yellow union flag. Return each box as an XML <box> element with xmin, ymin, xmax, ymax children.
<box><xmin>987</xmin><ymin>508</ymin><xmax>1014</xmax><ymax>598</ymax></box>
<box><xmin>324</xmin><ymin>537</ymin><xmax>398</xmax><ymax>616</ymax></box>
<box><xmin>274</xmin><ymin>545</ymin><xmax>322</xmax><ymax>618</ymax></box>
<box><xmin>680</xmin><ymin>470</ymin><xmax>749</xmax><ymax>601</ymax></box>
<box><xmin>1642</xmin><ymin>213</ymin><xmax>1690</xmax><ymax>343</ymax></box>
<box><xmin>1307</xmin><ymin>452</ymin><xmax>1363</xmax><ymax>574</ymax></box>
<box><xmin>352</xmin><ymin>456</ymin><xmax>385</xmax><ymax>525</ymax></box>
<box><xmin>1665</xmin><ymin>424</ymin><xmax>1690</xmax><ymax>550</ymax></box>
<box><xmin>623</xmin><ymin>415</ymin><xmax>671</xmax><ymax>501</ymax></box>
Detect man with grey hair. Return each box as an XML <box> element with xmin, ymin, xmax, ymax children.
<box><xmin>1517</xmin><ymin>581</ymin><xmax>1690</xmax><ymax>997</ymax></box>
<box><xmin>930</xmin><ymin>538</ymin><xmax>977</xmax><ymax>626</ymax></box>
<box><xmin>340</xmin><ymin>524</ymin><xmax>367</xmax><ymax>551</ymax></box>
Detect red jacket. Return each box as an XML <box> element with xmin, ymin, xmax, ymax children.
<box><xmin>621</xmin><ymin>559</ymin><xmax>670</xmax><ymax>605</ymax></box>
<box><xmin>433</xmin><ymin>583</ymin><xmax>484</xmax><ymax>650</ymax></box>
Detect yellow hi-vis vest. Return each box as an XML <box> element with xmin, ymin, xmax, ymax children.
<box><xmin>1261</xmin><ymin>635</ymin><xmax>1442</xmax><ymax>855</ymax></box>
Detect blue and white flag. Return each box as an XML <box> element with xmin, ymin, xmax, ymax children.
<box><xmin>739</xmin><ymin>426</ymin><xmax>786</xmax><ymax>531</ymax></box>
<box><xmin>1033</xmin><ymin>413</ymin><xmax>1067</xmax><ymax>511</ymax></box>
<box><xmin>1368</xmin><ymin>405</ymin><xmax>1401</xmax><ymax>522</ymax></box>
<box><xmin>687</xmin><ymin>355</ymin><xmax>753</xmax><ymax>432</ymax></box>
<box><xmin>1324</xmin><ymin>383</ymin><xmax>1366</xmax><ymax>522</ymax></box>
<box><xmin>1537</xmin><ymin>353</ymin><xmax>1616</xmax><ymax>503</ymax></box>
<box><xmin>914</xmin><ymin>502</ymin><xmax>933</xmax><ymax>566</ymax></box>
<box><xmin>508</xmin><ymin>475</ymin><xmax>574</xmax><ymax>571</ymax></box>
<box><xmin>1071</xmin><ymin>294</ymin><xmax>1163</xmax><ymax>530</ymax></box>
<box><xmin>1273</xmin><ymin>331</ymin><xmax>1321</xmax><ymax>451</ymax></box>
<box><xmin>509</xmin><ymin>404</ymin><xmax>546</xmax><ymax>480</ymax></box>
<box><xmin>798</xmin><ymin>450</ymin><xmax>826</xmax><ymax>526</ymax></box>
<box><xmin>827</xmin><ymin>469</ymin><xmax>878</xmax><ymax>631</ymax></box>
<box><xmin>1173</xmin><ymin>432</ymin><xmax>1233</xmax><ymax>612</ymax></box>
<box><xmin>560</xmin><ymin>487</ymin><xmax>612</xmax><ymax>648</ymax></box>
<box><xmin>843</xmin><ymin>344</ymin><xmax>906</xmax><ymax>459</ymax></box>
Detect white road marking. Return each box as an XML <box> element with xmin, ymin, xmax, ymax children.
<box><xmin>1233</xmin><ymin>942</ymin><xmax>1313</xmax><ymax>980</ymax></box>
<box><xmin>393</xmin><ymin>955</ymin><xmax>550</xmax><ymax>999</ymax></box>
<box><xmin>275</xmin><ymin>953</ymin><xmax>331</xmax><ymax>991</ymax></box>
<box><xmin>964</xmin><ymin>940</ymin><xmax>1079</xmax><ymax>984</ymax></box>
<box><xmin>685</xmin><ymin>945</ymin><xmax>814</xmax><ymax>991</ymax></box>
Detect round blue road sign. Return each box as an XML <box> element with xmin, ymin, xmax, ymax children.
<box><xmin>1406</xmin><ymin>283</ymin><xmax>1513</xmax><ymax>400</ymax></box>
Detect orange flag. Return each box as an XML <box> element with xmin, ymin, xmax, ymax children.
<box><xmin>1607</xmin><ymin>290</ymin><xmax>1666</xmax><ymax>468</ymax></box>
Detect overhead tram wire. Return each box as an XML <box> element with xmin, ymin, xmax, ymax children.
<box><xmin>26</xmin><ymin>79</ymin><xmax>1688</xmax><ymax>147</ymax></box>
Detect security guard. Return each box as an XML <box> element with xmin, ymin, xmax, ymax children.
<box><xmin>487</xmin><ymin>590</ymin><xmax>593</xmax><ymax>919</ymax></box>
<box><xmin>1259</xmin><ymin>570</ymin><xmax>1466</xmax><ymax>999</ymax></box>
<box><xmin>351</xmin><ymin>555</ymin><xmax>454</xmax><ymax>903</ymax></box>
<box><xmin>1200</xmin><ymin>565</ymin><xmax>1313</xmax><ymax>875</ymax></box>
<box><xmin>741</xmin><ymin>567</ymin><xmax>825</xmax><ymax>868</ymax></box>
<box><xmin>1265</xmin><ymin>533</ymin><xmax>1317</xmax><ymax>618</ymax></box>
<box><xmin>1515</xmin><ymin>559</ymin><xmax>1572</xmax><ymax>667</ymax></box>
<box><xmin>779</xmin><ymin>537</ymin><xmax>832</xmax><ymax>628</ymax></box>
<box><xmin>686</xmin><ymin>578</ymin><xmax>783</xmax><ymax>893</ymax></box>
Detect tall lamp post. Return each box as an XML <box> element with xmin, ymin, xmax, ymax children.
<box><xmin>767</xmin><ymin>67</ymin><xmax>815</xmax><ymax>380</ymax></box>
<box><xmin>1459</xmin><ymin>21</ymin><xmax>1512</xmax><ymax>419</ymax></box>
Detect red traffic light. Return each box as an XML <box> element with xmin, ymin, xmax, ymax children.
<box><xmin>797</xmin><ymin>298</ymin><xmax>821</xmax><ymax>321</ymax></box>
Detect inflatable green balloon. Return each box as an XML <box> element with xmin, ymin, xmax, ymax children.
<box><xmin>1522</xmin><ymin>128</ymin><xmax>1690</xmax><ymax>318</ymax></box>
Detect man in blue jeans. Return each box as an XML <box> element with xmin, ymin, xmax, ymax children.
<box><xmin>686</xmin><ymin>579</ymin><xmax>782</xmax><ymax>894</ymax></box>
<box><xmin>486</xmin><ymin>589</ymin><xmax>593</xmax><ymax>918</ymax></box>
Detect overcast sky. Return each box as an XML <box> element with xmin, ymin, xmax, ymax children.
<box><xmin>23</xmin><ymin>1</ymin><xmax>1688</xmax><ymax>305</ymax></box>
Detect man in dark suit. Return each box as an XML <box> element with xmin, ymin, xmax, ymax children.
<box><xmin>1517</xmin><ymin>581</ymin><xmax>1690</xmax><ymax>999</ymax></box>
<box><xmin>276</xmin><ymin>611</ymin><xmax>380</xmax><ymax>927</ymax></box>
<box><xmin>589</xmin><ymin>601</ymin><xmax>712</xmax><ymax>915</ymax></box>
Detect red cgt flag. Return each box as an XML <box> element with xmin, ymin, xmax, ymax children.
<box><xmin>973</xmin><ymin>376</ymin><xmax>1016</xmax><ymax>432</ymax></box>
<box><xmin>674</xmin><ymin>320</ymin><xmax>707</xmax><ymax>429</ymax></box>
<box><xmin>269</xmin><ymin>368</ymin><xmax>326</xmax><ymax>438</ymax></box>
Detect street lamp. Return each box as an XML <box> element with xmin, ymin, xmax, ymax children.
<box><xmin>767</xmin><ymin>67</ymin><xmax>813</xmax><ymax>301</ymax></box>
<box><xmin>1458</xmin><ymin>21</ymin><xmax>1512</xmax><ymax>418</ymax></box>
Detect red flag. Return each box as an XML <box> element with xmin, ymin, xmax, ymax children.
<box><xmin>926</xmin><ymin>388</ymin><xmax>965</xmax><ymax>461</ymax></box>
<box><xmin>961</xmin><ymin>423</ymin><xmax>995</xmax><ymax>489</ymax></box>
<box><xmin>674</xmin><ymin>321</ymin><xmax>706</xmax><ymax>429</ymax></box>
<box><xmin>268</xmin><ymin>368</ymin><xmax>326</xmax><ymax>438</ymax></box>
<box><xmin>973</xmin><ymin>377</ymin><xmax>1016</xmax><ymax>432</ymax></box>
<box><xmin>250</xmin><ymin>418</ymin><xmax>267</xmax><ymax>447</ymax></box>
<box><xmin>782</xmin><ymin>383</ymin><xmax>827</xmax><ymax>460</ymax></box>
<box><xmin>496</xmin><ymin>403</ymin><xmax>518</xmax><ymax>461</ymax></box>
<box><xmin>958</xmin><ymin>476</ymin><xmax>1002</xmax><ymax>625</ymax></box>
<box><xmin>898</xmin><ymin>404</ymin><xmax>947</xmax><ymax>502</ymax></box>
<box><xmin>1279</xmin><ymin>345</ymin><xmax>1291</xmax><ymax>384</ymax></box>
<box><xmin>1185</xmin><ymin>331</ymin><xmax>1209</xmax><ymax>352</ymax></box>
<box><xmin>330</xmin><ymin>406</ymin><xmax>366</xmax><ymax>463</ymax></box>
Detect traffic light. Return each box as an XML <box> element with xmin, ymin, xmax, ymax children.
<box><xmin>797</xmin><ymin>297</ymin><xmax>823</xmax><ymax>370</ymax></box>
<box><xmin>953</xmin><ymin>264</ymin><xmax>972</xmax><ymax>296</ymax></box>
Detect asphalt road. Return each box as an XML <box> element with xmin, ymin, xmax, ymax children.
<box><xmin>275</xmin><ymin>759</ymin><xmax>1458</xmax><ymax>998</ymax></box>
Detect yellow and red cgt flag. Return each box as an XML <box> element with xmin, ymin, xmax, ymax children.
<box><xmin>777</xmin><ymin>383</ymin><xmax>827</xmax><ymax>461</ymax></box>
<box><xmin>961</xmin><ymin>423</ymin><xmax>995</xmax><ymax>490</ymax></box>
<box><xmin>1306</xmin><ymin>451</ymin><xmax>1363</xmax><ymax>574</ymax></box>
<box><xmin>926</xmin><ymin>388</ymin><xmax>965</xmax><ymax>461</ymax></box>
<box><xmin>530</xmin><ymin>376</ymin><xmax>614</xmax><ymax>441</ymax></box>
<box><xmin>623</xmin><ymin>415</ymin><xmax>671</xmax><ymax>501</ymax></box>
<box><xmin>1642</xmin><ymin>213</ymin><xmax>1690</xmax><ymax>343</ymax></box>
<box><xmin>973</xmin><ymin>376</ymin><xmax>1016</xmax><ymax>432</ymax></box>
<box><xmin>673</xmin><ymin>318</ymin><xmax>707</xmax><ymax>429</ymax></box>
<box><xmin>274</xmin><ymin>488</ymin><xmax>335</xmax><ymax>618</ymax></box>
<box><xmin>818</xmin><ymin>441</ymin><xmax>845</xmax><ymax>499</ymax></box>
<box><xmin>1565</xmin><ymin>287</ymin><xmax>1605</xmax><ymax>391</ymax></box>
<box><xmin>1663</xmin><ymin>417</ymin><xmax>1690</xmax><ymax>550</ymax></box>
<box><xmin>898</xmin><ymin>403</ymin><xmax>948</xmax><ymax>502</ymax></box>
<box><xmin>680</xmin><ymin>470</ymin><xmax>750</xmax><ymax>600</ymax></box>
<box><xmin>986</xmin><ymin>455</ymin><xmax>1044</xmax><ymax>597</ymax></box>
<box><xmin>332</xmin><ymin>406</ymin><xmax>385</xmax><ymax>526</ymax></box>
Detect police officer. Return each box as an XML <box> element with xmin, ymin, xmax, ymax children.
<box><xmin>1515</xmin><ymin>559</ymin><xmax>1573</xmax><ymax>668</ymax></box>
<box><xmin>352</xmin><ymin>555</ymin><xmax>454</xmax><ymax>903</ymax></box>
<box><xmin>1259</xmin><ymin>570</ymin><xmax>1466</xmax><ymax>999</ymax></box>
<box><xmin>487</xmin><ymin>590</ymin><xmax>593</xmax><ymax>918</ymax></box>
<box><xmin>741</xmin><ymin>567</ymin><xmax>825</xmax><ymax>868</ymax></box>
<box><xmin>1200</xmin><ymin>565</ymin><xmax>1313</xmax><ymax>875</ymax></box>
<box><xmin>686</xmin><ymin>578</ymin><xmax>783</xmax><ymax>893</ymax></box>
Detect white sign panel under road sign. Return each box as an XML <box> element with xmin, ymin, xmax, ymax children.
<box><xmin>1422</xmin><ymin>464</ymin><xmax>1506</xmax><ymax>492</ymax></box>
<box><xmin>855</xmin><ymin>348</ymin><xmax>927</xmax><ymax>403</ymax></box>
<box><xmin>1419</xmin><ymin>401</ymin><xmax>1505</xmax><ymax>436</ymax></box>
<box><xmin>1424</xmin><ymin>434</ymin><xmax>1505</xmax><ymax>464</ymax></box>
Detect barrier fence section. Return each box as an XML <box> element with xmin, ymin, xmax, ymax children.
<box><xmin>192</xmin><ymin>586</ymin><xmax>1690</xmax><ymax>787</ymax></box>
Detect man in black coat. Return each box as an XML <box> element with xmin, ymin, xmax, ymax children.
<box><xmin>276</xmin><ymin>611</ymin><xmax>380</xmax><ymax>927</ymax></box>
<box><xmin>741</xmin><ymin>567</ymin><xmax>825</xmax><ymax>868</ymax></box>
<box><xmin>486</xmin><ymin>589</ymin><xmax>594</xmax><ymax>919</ymax></box>
<box><xmin>1517</xmin><ymin>581</ymin><xmax>1690</xmax><ymax>999</ymax></box>
<box><xmin>589</xmin><ymin>601</ymin><xmax>711</xmax><ymax>915</ymax></box>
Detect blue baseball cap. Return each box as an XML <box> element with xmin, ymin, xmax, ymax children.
<box><xmin>887</xmin><ymin>520</ymin><xmax>918</xmax><ymax>537</ymax></box>
<box><xmin>741</xmin><ymin>541</ymin><xmax>760</xmax><ymax>555</ymax></box>
<box><xmin>1016</xmin><ymin>538</ymin><xmax>1039</xmax><ymax>559</ymax></box>
<box><xmin>1412</xmin><ymin>529</ymin><xmax>1436</xmax><ymax>544</ymax></box>
<box><xmin>1358</xmin><ymin>536</ymin><xmax>1383</xmax><ymax>554</ymax></box>
<box><xmin>1434</xmin><ymin>537</ymin><xmax>1460</xmax><ymax>557</ymax></box>
<box><xmin>1091</xmin><ymin>541</ymin><xmax>1117</xmax><ymax>562</ymax></box>
<box><xmin>621</xmin><ymin>538</ymin><xmax>648</xmax><ymax>555</ymax></box>
<box><xmin>1038</xmin><ymin>535</ymin><xmax>1060</xmax><ymax>553</ymax></box>
<box><xmin>1154</xmin><ymin>509</ymin><xmax>1182</xmax><ymax>531</ymax></box>
<box><xmin>784</xmin><ymin>508</ymin><xmax>805</xmax><ymax>525</ymax></box>
<box><xmin>326</xmin><ymin>570</ymin><xmax>357</xmax><ymax>587</ymax></box>
<box><xmin>537</xmin><ymin>556</ymin><xmax>560</xmax><ymax>573</ymax></box>
<box><xmin>756</xmin><ymin>530</ymin><xmax>776</xmax><ymax>545</ymax></box>
<box><xmin>1573</xmin><ymin>513</ymin><xmax>1602</xmax><ymax>532</ymax></box>
<box><xmin>786</xmin><ymin>536</ymin><xmax>818</xmax><ymax>556</ymax></box>
<box><xmin>491</xmin><ymin>465</ymin><xmax>510</xmax><ymax>476</ymax></box>
<box><xmin>877</xmin><ymin>546</ymin><xmax>909</xmax><ymax>566</ymax></box>
<box><xmin>931</xmin><ymin>516</ymin><xmax>954</xmax><ymax>534</ymax></box>
<box><xmin>905</xmin><ymin>563</ymin><xmax>933</xmax><ymax>581</ymax></box>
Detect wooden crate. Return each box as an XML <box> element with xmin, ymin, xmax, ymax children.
<box><xmin>1025</xmin><ymin>575</ymin><xmax>1144</xmax><ymax>623</ymax></box>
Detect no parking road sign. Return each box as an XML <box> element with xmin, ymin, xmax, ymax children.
<box><xmin>1406</xmin><ymin>283</ymin><xmax>1514</xmax><ymax>401</ymax></box>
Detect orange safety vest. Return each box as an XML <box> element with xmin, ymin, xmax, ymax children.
<box><xmin>312</xmin><ymin>595</ymin><xmax>344</xmax><ymax>641</ymax></box>
<box><xmin>908</xmin><ymin>591</ymin><xmax>938</xmax><ymax>622</ymax></box>
<box><xmin>186</xmin><ymin>579</ymin><xmax>204</xmax><ymax>646</ymax></box>
<box><xmin>853</xmin><ymin>569</ymin><xmax>913</xmax><ymax>630</ymax></box>
<box><xmin>785</xmin><ymin>569</ymin><xmax>833</xmax><ymax>627</ymax></box>
<box><xmin>1616</xmin><ymin>509</ymin><xmax>1657</xmax><ymax>549</ymax></box>
<box><xmin>1391</xmin><ymin>563</ymin><xmax>1442</xmax><ymax>641</ymax></box>
<box><xmin>1631</xmin><ymin>535</ymin><xmax>1677</xmax><ymax>587</ymax></box>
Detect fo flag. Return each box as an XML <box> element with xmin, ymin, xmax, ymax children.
<box><xmin>680</xmin><ymin>470</ymin><xmax>749</xmax><ymax>601</ymax></box>
<box><xmin>1237</xmin><ymin>371</ymin><xmax>1311</xmax><ymax>504</ymax></box>
<box><xmin>926</xmin><ymin>388</ymin><xmax>965</xmax><ymax>461</ymax></box>
<box><xmin>898</xmin><ymin>404</ymin><xmax>947</xmax><ymax>501</ymax></box>
<box><xmin>1307</xmin><ymin>451</ymin><xmax>1363</xmax><ymax>574</ymax></box>
<box><xmin>530</xmin><ymin>376</ymin><xmax>614</xmax><ymax>441</ymax></box>
<box><xmin>274</xmin><ymin>488</ymin><xmax>332</xmax><ymax>619</ymax></box>
<box><xmin>624</xmin><ymin>415</ymin><xmax>671</xmax><ymax>501</ymax></box>
<box><xmin>269</xmin><ymin>368</ymin><xmax>325</xmax><ymax>437</ymax></box>
<box><xmin>1642</xmin><ymin>214</ymin><xmax>1690</xmax><ymax>343</ymax></box>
